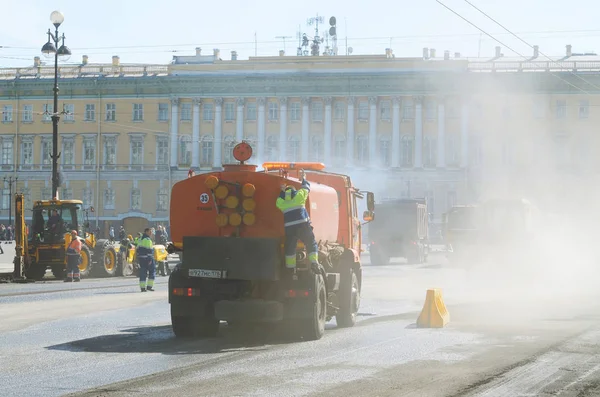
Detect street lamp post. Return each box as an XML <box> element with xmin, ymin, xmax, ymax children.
<box><xmin>4</xmin><ymin>176</ymin><xmax>18</xmax><ymax>228</ymax></box>
<box><xmin>41</xmin><ymin>10</ymin><xmax>71</xmax><ymax>200</ymax></box>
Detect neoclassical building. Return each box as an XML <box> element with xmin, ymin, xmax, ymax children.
<box><xmin>0</xmin><ymin>47</ymin><xmax>598</xmax><ymax>232</ymax></box>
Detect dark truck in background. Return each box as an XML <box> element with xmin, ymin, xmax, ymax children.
<box><xmin>367</xmin><ymin>198</ymin><xmax>429</xmax><ymax>266</ymax></box>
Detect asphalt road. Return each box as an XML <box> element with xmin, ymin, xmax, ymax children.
<box><xmin>1</xmin><ymin>253</ymin><xmax>600</xmax><ymax>397</ymax></box>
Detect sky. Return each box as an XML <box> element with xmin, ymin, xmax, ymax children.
<box><xmin>1</xmin><ymin>0</ymin><xmax>600</xmax><ymax>67</ymax></box>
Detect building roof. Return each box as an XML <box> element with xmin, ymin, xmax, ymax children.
<box><xmin>2</xmin><ymin>46</ymin><xmax>600</xmax><ymax>81</ymax></box>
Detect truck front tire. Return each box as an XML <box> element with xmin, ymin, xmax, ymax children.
<box><xmin>336</xmin><ymin>268</ymin><xmax>360</xmax><ymax>328</ymax></box>
<box><xmin>297</xmin><ymin>273</ymin><xmax>327</xmax><ymax>341</ymax></box>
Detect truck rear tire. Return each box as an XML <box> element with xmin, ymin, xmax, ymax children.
<box><xmin>298</xmin><ymin>273</ymin><xmax>327</xmax><ymax>341</ymax></box>
<box><xmin>97</xmin><ymin>245</ymin><xmax>118</xmax><ymax>277</ymax></box>
<box><xmin>51</xmin><ymin>264</ymin><xmax>65</xmax><ymax>280</ymax></box>
<box><xmin>171</xmin><ymin>305</ymin><xmax>219</xmax><ymax>338</ymax></box>
<box><xmin>78</xmin><ymin>245</ymin><xmax>93</xmax><ymax>278</ymax></box>
<box><xmin>336</xmin><ymin>268</ymin><xmax>360</xmax><ymax>328</ymax></box>
<box><xmin>25</xmin><ymin>262</ymin><xmax>46</xmax><ymax>280</ymax></box>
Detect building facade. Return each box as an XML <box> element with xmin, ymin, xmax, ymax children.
<box><xmin>0</xmin><ymin>48</ymin><xmax>599</xmax><ymax>233</ymax></box>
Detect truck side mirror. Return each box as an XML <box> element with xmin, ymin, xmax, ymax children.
<box><xmin>366</xmin><ymin>192</ymin><xmax>375</xmax><ymax>212</ymax></box>
<box><xmin>363</xmin><ymin>210</ymin><xmax>374</xmax><ymax>222</ymax></box>
<box><xmin>90</xmin><ymin>206</ymin><xmax>95</xmax><ymax>213</ymax></box>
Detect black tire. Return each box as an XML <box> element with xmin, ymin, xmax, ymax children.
<box><xmin>24</xmin><ymin>262</ymin><xmax>46</xmax><ymax>281</ymax></box>
<box><xmin>370</xmin><ymin>245</ymin><xmax>390</xmax><ymax>266</ymax></box>
<box><xmin>51</xmin><ymin>264</ymin><xmax>65</xmax><ymax>279</ymax></box>
<box><xmin>298</xmin><ymin>273</ymin><xmax>327</xmax><ymax>341</ymax></box>
<box><xmin>97</xmin><ymin>245</ymin><xmax>118</xmax><ymax>277</ymax></box>
<box><xmin>171</xmin><ymin>304</ymin><xmax>219</xmax><ymax>338</ymax></box>
<box><xmin>336</xmin><ymin>268</ymin><xmax>360</xmax><ymax>328</ymax></box>
<box><xmin>78</xmin><ymin>244</ymin><xmax>93</xmax><ymax>278</ymax></box>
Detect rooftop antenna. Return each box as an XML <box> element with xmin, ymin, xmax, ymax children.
<box><xmin>275</xmin><ymin>35</ymin><xmax>292</xmax><ymax>53</ymax></box>
<box><xmin>307</xmin><ymin>14</ymin><xmax>324</xmax><ymax>56</ymax></box>
<box><xmin>344</xmin><ymin>17</ymin><xmax>348</xmax><ymax>56</ymax></box>
<box><xmin>329</xmin><ymin>16</ymin><xmax>338</xmax><ymax>55</ymax></box>
<box><xmin>254</xmin><ymin>32</ymin><xmax>257</xmax><ymax>56</ymax></box>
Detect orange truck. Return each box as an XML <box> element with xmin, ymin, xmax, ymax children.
<box><xmin>167</xmin><ymin>143</ymin><xmax>375</xmax><ymax>341</ymax></box>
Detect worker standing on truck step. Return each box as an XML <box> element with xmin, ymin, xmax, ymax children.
<box><xmin>136</xmin><ymin>228</ymin><xmax>155</xmax><ymax>292</ymax></box>
<box><xmin>65</xmin><ymin>230</ymin><xmax>82</xmax><ymax>282</ymax></box>
<box><xmin>276</xmin><ymin>170</ymin><xmax>319</xmax><ymax>269</ymax></box>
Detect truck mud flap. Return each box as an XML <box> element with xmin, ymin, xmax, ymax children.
<box><xmin>214</xmin><ymin>299</ymin><xmax>284</xmax><ymax>323</ymax></box>
<box><xmin>183</xmin><ymin>236</ymin><xmax>281</xmax><ymax>281</ymax></box>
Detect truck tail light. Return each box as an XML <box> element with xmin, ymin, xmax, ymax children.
<box><xmin>172</xmin><ymin>288</ymin><xmax>200</xmax><ymax>297</ymax></box>
<box><xmin>286</xmin><ymin>289</ymin><xmax>310</xmax><ymax>298</ymax></box>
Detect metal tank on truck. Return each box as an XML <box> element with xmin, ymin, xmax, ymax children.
<box><xmin>167</xmin><ymin>142</ymin><xmax>375</xmax><ymax>341</ymax></box>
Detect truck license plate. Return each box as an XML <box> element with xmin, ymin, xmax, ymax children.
<box><xmin>188</xmin><ymin>269</ymin><xmax>223</xmax><ymax>279</ymax></box>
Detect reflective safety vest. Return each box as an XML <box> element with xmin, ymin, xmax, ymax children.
<box><xmin>136</xmin><ymin>235</ymin><xmax>153</xmax><ymax>259</ymax></box>
<box><xmin>276</xmin><ymin>179</ymin><xmax>310</xmax><ymax>228</ymax></box>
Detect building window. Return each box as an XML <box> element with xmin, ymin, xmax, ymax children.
<box><xmin>423</xmin><ymin>137</ymin><xmax>437</xmax><ymax>167</ymax></box>
<box><xmin>105</xmin><ymin>103</ymin><xmax>116</xmax><ymax>121</ymax></box>
<box><xmin>1</xmin><ymin>140</ymin><xmax>13</xmax><ymax>165</ymax></box>
<box><xmin>180</xmin><ymin>103</ymin><xmax>192</xmax><ymax>121</ymax></box>
<box><xmin>203</xmin><ymin>104</ymin><xmax>214</xmax><ymax>121</ymax></box>
<box><xmin>290</xmin><ymin>102</ymin><xmax>300</xmax><ymax>121</ymax></box>
<box><xmin>224</xmin><ymin>102</ymin><xmax>234</xmax><ymax>121</ymax></box>
<box><xmin>131</xmin><ymin>140</ymin><xmax>143</xmax><ymax>165</ymax></box>
<box><xmin>268</xmin><ymin>102</ymin><xmax>279</xmax><ymax>121</ymax></box>
<box><xmin>179</xmin><ymin>136</ymin><xmax>192</xmax><ymax>165</ymax></box>
<box><xmin>223</xmin><ymin>137</ymin><xmax>235</xmax><ymax>164</ymax></box>
<box><xmin>246</xmin><ymin>103</ymin><xmax>257</xmax><ymax>121</ymax></box>
<box><xmin>311</xmin><ymin>102</ymin><xmax>323</xmax><ymax>122</ymax></box>
<box><xmin>288</xmin><ymin>136</ymin><xmax>301</xmax><ymax>162</ymax></box>
<box><xmin>21</xmin><ymin>140</ymin><xmax>33</xmax><ymax>166</ymax></box>
<box><xmin>356</xmin><ymin>135</ymin><xmax>368</xmax><ymax>163</ymax></box>
<box><xmin>83</xmin><ymin>139</ymin><xmax>95</xmax><ymax>166</ymax></box>
<box><xmin>201</xmin><ymin>136</ymin><xmax>213</xmax><ymax>166</ymax></box>
<box><xmin>379</xmin><ymin>138</ymin><xmax>391</xmax><ymax>166</ymax></box>
<box><xmin>133</xmin><ymin>103</ymin><xmax>144</xmax><ymax>121</ymax></box>
<box><xmin>63</xmin><ymin>104</ymin><xmax>74</xmax><ymax>121</ymax></box>
<box><xmin>104</xmin><ymin>188</ymin><xmax>115</xmax><ymax>210</ymax></box>
<box><xmin>42</xmin><ymin>104</ymin><xmax>53</xmax><ymax>121</ymax></box>
<box><xmin>402</xmin><ymin>101</ymin><xmax>414</xmax><ymax>120</ymax></box>
<box><xmin>266</xmin><ymin>135</ymin><xmax>278</xmax><ymax>161</ymax></box>
<box><xmin>23</xmin><ymin>188</ymin><xmax>32</xmax><ymax>210</ymax></box>
<box><xmin>157</xmin><ymin>188</ymin><xmax>168</xmax><ymax>211</ymax></box>
<box><xmin>103</xmin><ymin>137</ymin><xmax>117</xmax><ymax>166</ymax></box>
<box><xmin>62</xmin><ymin>139</ymin><xmax>74</xmax><ymax>165</ymax></box>
<box><xmin>22</xmin><ymin>105</ymin><xmax>33</xmax><ymax>122</ymax></box>
<box><xmin>310</xmin><ymin>135</ymin><xmax>324</xmax><ymax>162</ymax></box>
<box><xmin>42</xmin><ymin>140</ymin><xmax>52</xmax><ymax>165</ymax></box>
<box><xmin>41</xmin><ymin>187</ymin><xmax>52</xmax><ymax>200</ymax></box>
<box><xmin>131</xmin><ymin>188</ymin><xmax>141</xmax><ymax>210</ymax></box>
<box><xmin>358</xmin><ymin>101</ymin><xmax>368</xmax><ymax>121</ymax></box>
<box><xmin>156</xmin><ymin>139</ymin><xmax>168</xmax><ymax>165</ymax></box>
<box><xmin>579</xmin><ymin>100</ymin><xmax>589</xmax><ymax>119</ymax></box>
<box><xmin>401</xmin><ymin>136</ymin><xmax>414</xmax><ymax>167</ymax></box>
<box><xmin>334</xmin><ymin>102</ymin><xmax>345</xmax><ymax>121</ymax></box>
<box><xmin>425</xmin><ymin>100</ymin><xmax>436</xmax><ymax>120</ymax></box>
<box><xmin>62</xmin><ymin>188</ymin><xmax>73</xmax><ymax>200</ymax></box>
<box><xmin>1</xmin><ymin>189</ymin><xmax>9</xmax><ymax>210</ymax></box>
<box><xmin>446</xmin><ymin>136</ymin><xmax>460</xmax><ymax>166</ymax></box>
<box><xmin>555</xmin><ymin>100</ymin><xmax>567</xmax><ymax>119</ymax></box>
<box><xmin>83</xmin><ymin>188</ymin><xmax>93</xmax><ymax>209</ymax></box>
<box><xmin>380</xmin><ymin>101</ymin><xmax>391</xmax><ymax>121</ymax></box>
<box><xmin>83</xmin><ymin>104</ymin><xmax>94</xmax><ymax>121</ymax></box>
<box><xmin>333</xmin><ymin>135</ymin><xmax>346</xmax><ymax>165</ymax></box>
<box><xmin>158</xmin><ymin>103</ymin><xmax>169</xmax><ymax>121</ymax></box>
<box><xmin>2</xmin><ymin>105</ymin><xmax>13</xmax><ymax>122</ymax></box>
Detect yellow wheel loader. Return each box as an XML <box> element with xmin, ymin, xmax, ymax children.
<box><xmin>13</xmin><ymin>194</ymin><xmax>121</xmax><ymax>281</ymax></box>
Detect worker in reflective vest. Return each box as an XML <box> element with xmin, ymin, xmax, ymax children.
<box><xmin>136</xmin><ymin>228</ymin><xmax>155</xmax><ymax>292</ymax></box>
<box><xmin>276</xmin><ymin>170</ymin><xmax>319</xmax><ymax>269</ymax></box>
<box><xmin>65</xmin><ymin>230</ymin><xmax>82</xmax><ymax>282</ymax></box>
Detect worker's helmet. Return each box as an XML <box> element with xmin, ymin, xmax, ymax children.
<box><xmin>127</xmin><ymin>234</ymin><xmax>133</xmax><ymax>240</ymax></box>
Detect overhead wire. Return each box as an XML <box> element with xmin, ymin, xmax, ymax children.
<box><xmin>435</xmin><ymin>0</ymin><xmax>593</xmax><ymax>95</ymax></box>
<box><xmin>462</xmin><ymin>0</ymin><xmax>600</xmax><ymax>93</ymax></box>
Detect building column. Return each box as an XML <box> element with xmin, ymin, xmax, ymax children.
<box><xmin>169</xmin><ymin>97</ymin><xmax>179</xmax><ymax>168</ymax></box>
<box><xmin>301</xmin><ymin>97</ymin><xmax>310</xmax><ymax>161</ymax></box>
<box><xmin>391</xmin><ymin>97</ymin><xmax>401</xmax><ymax>168</ymax></box>
<box><xmin>213</xmin><ymin>97</ymin><xmax>223</xmax><ymax>168</ymax></box>
<box><xmin>236</xmin><ymin>98</ymin><xmax>244</xmax><ymax>143</ymax></box>
<box><xmin>346</xmin><ymin>97</ymin><xmax>355</xmax><ymax>165</ymax></box>
<box><xmin>437</xmin><ymin>99</ymin><xmax>446</xmax><ymax>168</ymax></box>
<box><xmin>414</xmin><ymin>96</ymin><xmax>423</xmax><ymax>168</ymax></box>
<box><xmin>257</xmin><ymin>97</ymin><xmax>266</xmax><ymax>161</ymax></box>
<box><xmin>279</xmin><ymin>97</ymin><xmax>288</xmax><ymax>161</ymax></box>
<box><xmin>191</xmin><ymin>98</ymin><xmax>201</xmax><ymax>168</ymax></box>
<box><xmin>460</xmin><ymin>101</ymin><xmax>469</xmax><ymax>168</ymax></box>
<box><xmin>368</xmin><ymin>96</ymin><xmax>378</xmax><ymax>167</ymax></box>
<box><xmin>324</xmin><ymin>96</ymin><xmax>332</xmax><ymax>165</ymax></box>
